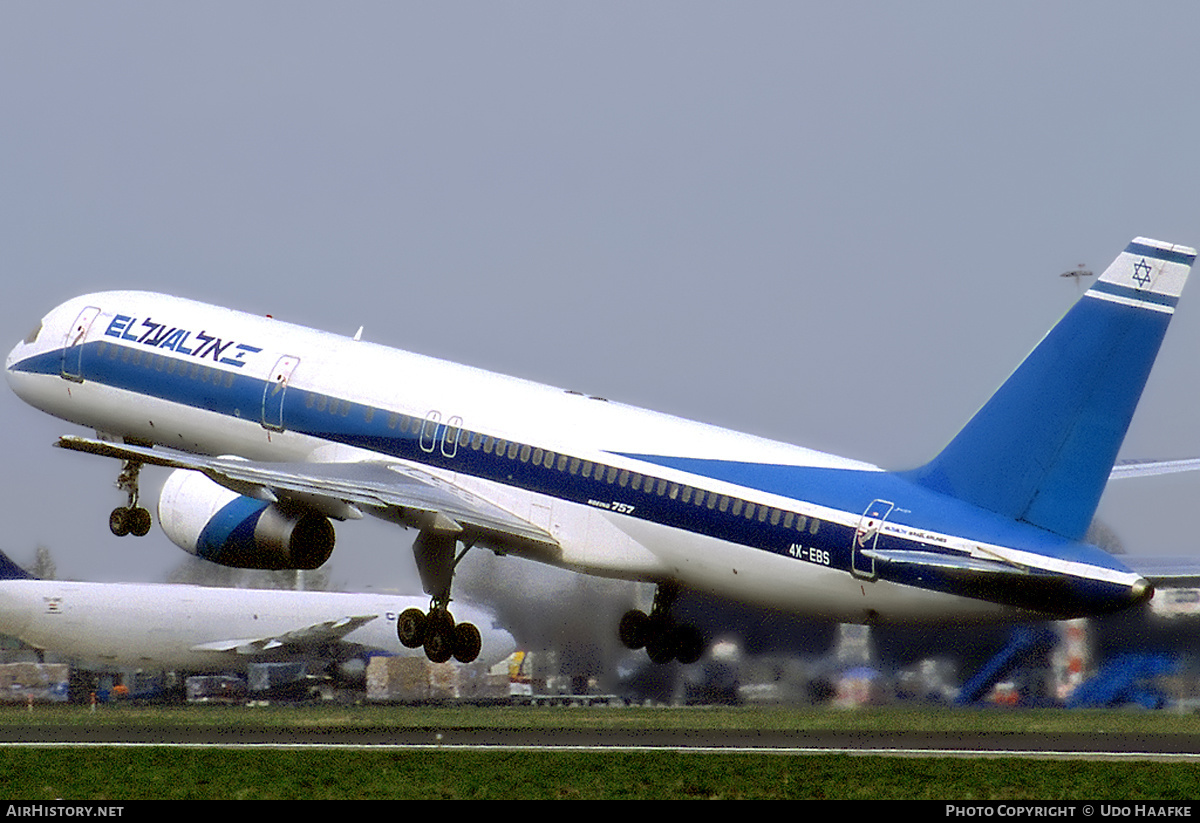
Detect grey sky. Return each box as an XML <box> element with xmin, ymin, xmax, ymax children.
<box><xmin>1</xmin><ymin>3</ymin><xmax>1198</xmax><ymax>591</ymax></box>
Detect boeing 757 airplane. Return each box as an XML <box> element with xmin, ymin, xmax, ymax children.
<box><xmin>5</xmin><ymin>237</ymin><xmax>1196</xmax><ymax>665</ymax></box>
<box><xmin>0</xmin><ymin>548</ymin><xmax>514</xmax><ymax>674</ymax></box>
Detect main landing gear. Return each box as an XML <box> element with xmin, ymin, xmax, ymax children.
<box><xmin>108</xmin><ymin>460</ymin><xmax>152</xmax><ymax>537</ymax></box>
<box><xmin>619</xmin><ymin>582</ymin><xmax>705</xmax><ymax>665</ymax></box>
<box><xmin>396</xmin><ymin>532</ymin><xmax>483</xmax><ymax>664</ymax></box>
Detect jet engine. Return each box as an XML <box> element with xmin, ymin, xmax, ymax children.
<box><xmin>157</xmin><ymin>469</ymin><xmax>335</xmax><ymax>570</ymax></box>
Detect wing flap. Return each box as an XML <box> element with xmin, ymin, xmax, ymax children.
<box><xmin>191</xmin><ymin>614</ymin><xmax>379</xmax><ymax>655</ymax></box>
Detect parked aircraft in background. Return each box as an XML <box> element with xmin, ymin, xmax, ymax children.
<box><xmin>6</xmin><ymin>237</ymin><xmax>1197</xmax><ymax>665</ymax></box>
<box><xmin>0</xmin><ymin>549</ymin><xmax>514</xmax><ymax>673</ymax></box>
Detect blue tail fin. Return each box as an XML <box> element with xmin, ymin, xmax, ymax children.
<box><xmin>907</xmin><ymin>237</ymin><xmax>1195</xmax><ymax>540</ymax></box>
<box><xmin>0</xmin><ymin>549</ymin><xmax>35</xmax><ymax>580</ymax></box>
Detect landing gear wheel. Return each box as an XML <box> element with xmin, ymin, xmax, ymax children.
<box><xmin>109</xmin><ymin>507</ymin><xmax>131</xmax><ymax>537</ymax></box>
<box><xmin>397</xmin><ymin>608</ymin><xmax>427</xmax><ymax>648</ymax></box>
<box><xmin>621</xmin><ymin>584</ymin><xmax>707</xmax><ymax>664</ymax></box>
<box><xmin>673</xmin><ymin>625</ymin><xmax>705</xmax><ymax>665</ymax></box>
<box><xmin>423</xmin><ymin>610</ymin><xmax>456</xmax><ymax>664</ymax></box>
<box><xmin>645</xmin><ymin>620</ymin><xmax>678</xmax><ymax>665</ymax></box>
<box><xmin>452</xmin><ymin>622</ymin><xmax>482</xmax><ymax>664</ymax></box>
<box><xmin>128</xmin><ymin>507</ymin><xmax>152</xmax><ymax>537</ymax></box>
<box><xmin>619</xmin><ymin>609</ymin><xmax>649</xmax><ymax>650</ymax></box>
<box><xmin>109</xmin><ymin>461</ymin><xmax>150</xmax><ymax>538</ymax></box>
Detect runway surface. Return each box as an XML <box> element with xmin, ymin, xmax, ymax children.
<box><xmin>3</xmin><ymin>725</ymin><xmax>1199</xmax><ymax>759</ymax></box>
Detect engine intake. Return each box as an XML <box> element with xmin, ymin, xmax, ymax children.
<box><xmin>158</xmin><ymin>469</ymin><xmax>334</xmax><ymax>570</ymax></box>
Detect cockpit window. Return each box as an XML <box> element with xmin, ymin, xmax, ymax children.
<box><xmin>23</xmin><ymin>323</ymin><xmax>42</xmax><ymax>344</ymax></box>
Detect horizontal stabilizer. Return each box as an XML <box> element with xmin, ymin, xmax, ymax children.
<box><xmin>1109</xmin><ymin>457</ymin><xmax>1200</xmax><ymax>480</ymax></box>
<box><xmin>865</xmin><ymin>545</ymin><xmax>1146</xmax><ymax>617</ymax></box>
<box><xmin>1122</xmin><ymin>556</ymin><xmax>1200</xmax><ymax>588</ymax></box>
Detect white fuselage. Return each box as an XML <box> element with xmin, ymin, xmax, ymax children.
<box><xmin>0</xmin><ymin>577</ymin><xmax>513</xmax><ymax>671</ymax></box>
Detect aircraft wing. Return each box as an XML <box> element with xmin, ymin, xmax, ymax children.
<box><xmin>191</xmin><ymin>614</ymin><xmax>379</xmax><ymax>655</ymax></box>
<box><xmin>55</xmin><ymin>435</ymin><xmax>558</xmax><ymax>554</ymax></box>
<box><xmin>1109</xmin><ymin>458</ymin><xmax>1200</xmax><ymax>480</ymax></box>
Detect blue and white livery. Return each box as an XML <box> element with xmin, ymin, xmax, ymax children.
<box><xmin>5</xmin><ymin>237</ymin><xmax>1196</xmax><ymax>664</ymax></box>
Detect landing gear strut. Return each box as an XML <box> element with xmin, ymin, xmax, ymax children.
<box><xmin>396</xmin><ymin>531</ymin><xmax>483</xmax><ymax>664</ymax></box>
<box><xmin>109</xmin><ymin>460</ymin><xmax>151</xmax><ymax>537</ymax></box>
<box><xmin>619</xmin><ymin>582</ymin><xmax>705</xmax><ymax>664</ymax></box>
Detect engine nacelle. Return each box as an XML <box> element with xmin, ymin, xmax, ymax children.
<box><xmin>158</xmin><ymin>469</ymin><xmax>335</xmax><ymax>570</ymax></box>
